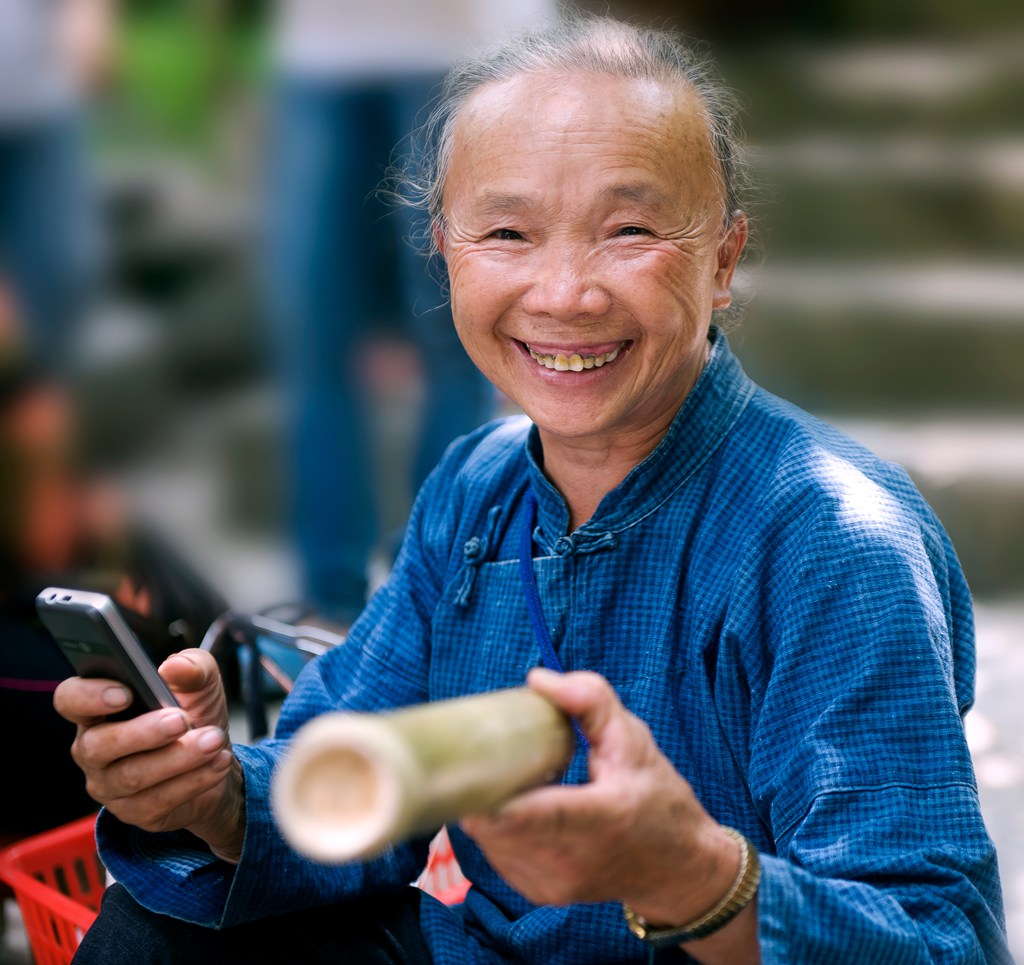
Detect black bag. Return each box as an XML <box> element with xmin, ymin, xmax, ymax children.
<box><xmin>112</xmin><ymin>523</ymin><xmax>240</xmax><ymax>701</ymax></box>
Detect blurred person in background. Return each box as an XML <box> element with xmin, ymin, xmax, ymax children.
<box><xmin>264</xmin><ymin>0</ymin><xmax>557</xmax><ymax>628</ymax></box>
<box><xmin>0</xmin><ymin>0</ymin><xmax>115</xmax><ymax>377</ymax></box>
<box><xmin>0</xmin><ymin>279</ymin><xmax>234</xmax><ymax>838</ymax></box>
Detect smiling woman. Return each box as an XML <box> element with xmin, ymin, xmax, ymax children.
<box><xmin>54</xmin><ymin>13</ymin><xmax>1010</xmax><ymax>965</ymax></box>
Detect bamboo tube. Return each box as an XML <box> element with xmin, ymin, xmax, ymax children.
<box><xmin>271</xmin><ymin>686</ymin><xmax>575</xmax><ymax>864</ymax></box>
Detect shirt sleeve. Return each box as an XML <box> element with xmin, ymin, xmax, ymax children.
<box><xmin>95</xmin><ymin>451</ymin><xmax>463</xmax><ymax>927</ymax></box>
<box><xmin>736</xmin><ymin>468</ymin><xmax>1010</xmax><ymax>962</ymax></box>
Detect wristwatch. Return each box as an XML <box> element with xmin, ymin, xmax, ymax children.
<box><xmin>623</xmin><ymin>827</ymin><xmax>761</xmax><ymax>949</ymax></box>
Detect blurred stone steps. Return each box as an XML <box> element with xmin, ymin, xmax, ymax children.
<box><xmin>731</xmin><ymin>261</ymin><xmax>1024</xmax><ymax>413</ymax></box>
<box><xmin>745</xmin><ymin>137</ymin><xmax>1024</xmax><ymax>259</ymax></box>
<box><xmin>719</xmin><ymin>37</ymin><xmax>1024</xmax><ymax>143</ymax></box>
<box><xmin>720</xmin><ymin>38</ymin><xmax>1024</xmax><ymax>262</ymax></box>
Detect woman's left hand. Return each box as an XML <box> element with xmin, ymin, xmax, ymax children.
<box><xmin>460</xmin><ymin>667</ymin><xmax>739</xmax><ymax>922</ymax></box>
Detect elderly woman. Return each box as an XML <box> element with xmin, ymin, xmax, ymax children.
<box><xmin>57</xmin><ymin>15</ymin><xmax>1009</xmax><ymax>965</ymax></box>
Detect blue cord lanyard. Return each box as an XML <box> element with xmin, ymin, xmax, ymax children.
<box><xmin>518</xmin><ymin>489</ymin><xmax>589</xmax><ymax>750</ymax></box>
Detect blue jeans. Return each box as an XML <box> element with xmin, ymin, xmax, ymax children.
<box><xmin>0</xmin><ymin>112</ymin><xmax>101</xmax><ymax>374</ymax></box>
<box><xmin>71</xmin><ymin>882</ymin><xmax>434</xmax><ymax>964</ymax></box>
<box><xmin>265</xmin><ymin>74</ymin><xmax>494</xmax><ymax>624</ymax></box>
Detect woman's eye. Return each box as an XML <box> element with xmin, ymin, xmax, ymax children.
<box><xmin>617</xmin><ymin>225</ymin><xmax>649</xmax><ymax>236</ymax></box>
<box><xmin>492</xmin><ymin>228</ymin><xmax>523</xmax><ymax>241</ymax></box>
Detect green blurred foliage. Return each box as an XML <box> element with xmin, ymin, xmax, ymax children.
<box><xmin>103</xmin><ymin>1</ymin><xmax>269</xmax><ymax>156</ymax></box>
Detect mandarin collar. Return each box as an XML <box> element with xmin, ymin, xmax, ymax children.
<box><xmin>525</xmin><ymin>326</ymin><xmax>756</xmax><ymax>546</ymax></box>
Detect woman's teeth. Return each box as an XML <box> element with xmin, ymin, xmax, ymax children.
<box><xmin>528</xmin><ymin>342</ymin><xmax>624</xmax><ymax>372</ymax></box>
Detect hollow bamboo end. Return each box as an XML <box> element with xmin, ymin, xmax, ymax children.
<box><xmin>271</xmin><ymin>714</ymin><xmax>411</xmax><ymax>864</ymax></box>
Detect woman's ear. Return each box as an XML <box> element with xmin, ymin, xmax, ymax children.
<box><xmin>432</xmin><ymin>221</ymin><xmax>447</xmax><ymax>259</ymax></box>
<box><xmin>712</xmin><ymin>212</ymin><xmax>749</xmax><ymax>311</ymax></box>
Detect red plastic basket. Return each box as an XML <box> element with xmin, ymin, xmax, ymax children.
<box><xmin>0</xmin><ymin>814</ymin><xmax>104</xmax><ymax>965</ymax></box>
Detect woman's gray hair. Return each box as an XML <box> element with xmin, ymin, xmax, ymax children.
<box><xmin>395</xmin><ymin>13</ymin><xmax>751</xmax><ymax>243</ymax></box>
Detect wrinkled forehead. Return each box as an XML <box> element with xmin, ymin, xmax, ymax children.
<box><xmin>444</xmin><ymin>70</ymin><xmax>723</xmax><ymax>214</ymax></box>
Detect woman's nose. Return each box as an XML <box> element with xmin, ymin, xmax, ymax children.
<box><xmin>520</xmin><ymin>244</ymin><xmax>611</xmax><ymax>320</ymax></box>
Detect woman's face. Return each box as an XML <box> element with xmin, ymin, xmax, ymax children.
<box><xmin>439</xmin><ymin>70</ymin><xmax>746</xmax><ymax>455</ymax></box>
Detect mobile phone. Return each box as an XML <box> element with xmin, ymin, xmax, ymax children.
<box><xmin>36</xmin><ymin>586</ymin><xmax>181</xmax><ymax>721</ymax></box>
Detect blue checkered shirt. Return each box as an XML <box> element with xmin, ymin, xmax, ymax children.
<box><xmin>99</xmin><ymin>327</ymin><xmax>1010</xmax><ymax>963</ymax></box>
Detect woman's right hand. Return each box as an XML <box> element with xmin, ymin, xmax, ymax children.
<box><xmin>53</xmin><ymin>647</ymin><xmax>246</xmax><ymax>863</ymax></box>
